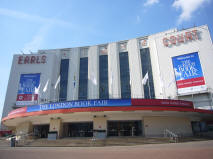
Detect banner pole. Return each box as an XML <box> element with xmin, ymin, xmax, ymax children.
<box><xmin>148</xmin><ymin>76</ymin><xmax>151</xmax><ymax>99</ymax></box>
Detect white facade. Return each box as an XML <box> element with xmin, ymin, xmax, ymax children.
<box><xmin>1</xmin><ymin>25</ymin><xmax>213</xmax><ymax>138</ymax></box>
<box><xmin>2</xmin><ymin>25</ymin><xmax>213</xmax><ymax>120</ymax></box>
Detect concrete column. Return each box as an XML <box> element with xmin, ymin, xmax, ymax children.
<box><xmin>127</xmin><ymin>39</ymin><xmax>144</xmax><ymax>98</ymax></box>
<box><xmin>49</xmin><ymin>118</ymin><xmax>63</xmax><ymax>138</ymax></box>
<box><xmin>108</xmin><ymin>42</ymin><xmax>121</xmax><ymax>98</ymax></box>
<box><xmin>88</xmin><ymin>46</ymin><xmax>99</xmax><ymax>99</ymax></box>
<box><xmin>67</xmin><ymin>48</ymin><xmax>80</xmax><ymax>100</ymax></box>
<box><xmin>16</xmin><ymin>121</ymin><xmax>33</xmax><ymax>136</ymax></box>
<box><xmin>149</xmin><ymin>36</ymin><xmax>165</xmax><ymax>99</ymax></box>
<box><xmin>93</xmin><ymin>116</ymin><xmax>107</xmax><ymax>131</ymax></box>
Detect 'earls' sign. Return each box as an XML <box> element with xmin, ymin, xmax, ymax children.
<box><xmin>163</xmin><ymin>30</ymin><xmax>198</xmax><ymax>47</ymax></box>
<box><xmin>18</xmin><ymin>55</ymin><xmax>46</xmax><ymax>64</ymax></box>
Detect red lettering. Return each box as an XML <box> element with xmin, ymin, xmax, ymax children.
<box><xmin>36</xmin><ymin>56</ymin><xmax>40</xmax><ymax>63</ymax></box>
<box><xmin>30</xmin><ymin>56</ymin><xmax>36</xmax><ymax>64</ymax></box>
<box><xmin>185</xmin><ymin>32</ymin><xmax>193</xmax><ymax>41</ymax></box>
<box><xmin>41</xmin><ymin>55</ymin><xmax>46</xmax><ymax>63</ymax></box>
<box><xmin>170</xmin><ymin>36</ymin><xmax>176</xmax><ymax>45</ymax></box>
<box><xmin>163</xmin><ymin>38</ymin><xmax>169</xmax><ymax>47</ymax></box>
<box><xmin>24</xmin><ymin>56</ymin><xmax>30</xmax><ymax>64</ymax></box>
<box><xmin>18</xmin><ymin>56</ymin><xmax>23</xmax><ymax>64</ymax></box>
<box><xmin>163</xmin><ymin>30</ymin><xmax>199</xmax><ymax>47</ymax></box>
<box><xmin>192</xmin><ymin>30</ymin><xmax>198</xmax><ymax>40</ymax></box>
<box><xmin>177</xmin><ymin>34</ymin><xmax>184</xmax><ymax>43</ymax></box>
<box><xmin>18</xmin><ymin>55</ymin><xmax>46</xmax><ymax>64</ymax></box>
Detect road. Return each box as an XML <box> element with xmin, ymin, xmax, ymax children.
<box><xmin>0</xmin><ymin>140</ymin><xmax>213</xmax><ymax>159</ymax></box>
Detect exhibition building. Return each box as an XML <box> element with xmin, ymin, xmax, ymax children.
<box><xmin>1</xmin><ymin>25</ymin><xmax>213</xmax><ymax>138</ymax></box>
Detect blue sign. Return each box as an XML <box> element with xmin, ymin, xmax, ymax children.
<box><xmin>18</xmin><ymin>73</ymin><xmax>40</xmax><ymax>94</ymax></box>
<box><xmin>172</xmin><ymin>52</ymin><xmax>203</xmax><ymax>81</ymax></box>
<box><xmin>17</xmin><ymin>73</ymin><xmax>40</xmax><ymax>105</ymax></box>
<box><xmin>172</xmin><ymin>52</ymin><xmax>206</xmax><ymax>94</ymax></box>
<box><xmin>27</xmin><ymin>99</ymin><xmax>131</xmax><ymax>112</ymax></box>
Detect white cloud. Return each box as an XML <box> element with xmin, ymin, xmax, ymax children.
<box><xmin>0</xmin><ymin>8</ymin><xmax>74</xmax><ymax>28</ymax></box>
<box><xmin>0</xmin><ymin>8</ymin><xmax>79</xmax><ymax>53</ymax></box>
<box><xmin>22</xmin><ymin>24</ymin><xmax>52</xmax><ymax>53</ymax></box>
<box><xmin>172</xmin><ymin>0</ymin><xmax>209</xmax><ymax>24</ymax></box>
<box><xmin>136</xmin><ymin>15</ymin><xmax>141</xmax><ymax>23</ymax></box>
<box><xmin>144</xmin><ymin>0</ymin><xmax>159</xmax><ymax>6</ymax></box>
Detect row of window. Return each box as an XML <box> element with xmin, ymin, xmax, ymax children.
<box><xmin>59</xmin><ymin>48</ymin><xmax>155</xmax><ymax>101</ymax></box>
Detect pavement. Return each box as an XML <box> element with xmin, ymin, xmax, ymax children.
<box><xmin>0</xmin><ymin>140</ymin><xmax>213</xmax><ymax>159</ymax></box>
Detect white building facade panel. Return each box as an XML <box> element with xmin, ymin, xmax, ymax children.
<box><xmin>1</xmin><ymin>25</ymin><xmax>213</xmax><ymax>138</ymax></box>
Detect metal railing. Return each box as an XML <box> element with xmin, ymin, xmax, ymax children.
<box><xmin>5</xmin><ymin>132</ymin><xmax>34</xmax><ymax>146</ymax></box>
<box><xmin>164</xmin><ymin>129</ymin><xmax>179</xmax><ymax>143</ymax></box>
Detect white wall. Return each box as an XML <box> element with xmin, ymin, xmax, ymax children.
<box><xmin>2</xmin><ymin>53</ymin><xmax>57</xmax><ymax>119</ymax></box>
<box><xmin>144</xmin><ymin>116</ymin><xmax>193</xmax><ymax>137</ymax></box>
<box><xmin>154</xmin><ymin>25</ymin><xmax>213</xmax><ymax>99</ymax></box>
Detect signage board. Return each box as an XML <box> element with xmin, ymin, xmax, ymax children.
<box><xmin>27</xmin><ymin>99</ymin><xmax>131</xmax><ymax>112</ymax></box>
<box><xmin>16</xmin><ymin>73</ymin><xmax>40</xmax><ymax>105</ymax></box>
<box><xmin>6</xmin><ymin>99</ymin><xmax>194</xmax><ymax>118</ymax></box>
<box><xmin>172</xmin><ymin>52</ymin><xmax>207</xmax><ymax>94</ymax></box>
<box><xmin>163</xmin><ymin>30</ymin><xmax>198</xmax><ymax>47</ymax></box>
<box><xmin>18</xmin><ymin>55</ymin><xmax>46</xmax><ymax>64</ymax></box>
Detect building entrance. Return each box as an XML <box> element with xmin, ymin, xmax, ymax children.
<box><xmin>33</xmin><ymin>125</ymin><xmax>49</xmax><ymax>138</ymax></box>
<box><xmin>107</xmin><ymin>120</ymin><xmax>142</xmax><ymax>137</ymax></box>
<box><xmin>63</xmin><ymin>122</ymin><xmax>93</xmax><ymax>137</ymax></box>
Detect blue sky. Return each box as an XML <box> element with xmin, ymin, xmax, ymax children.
<box><xmin>0</xmin><ymin>0</ymin><xmax>213</xmax><ymax>120</ymax></box>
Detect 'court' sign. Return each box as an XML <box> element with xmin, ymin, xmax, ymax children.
<box><xmin>163</xmin><ymin>30</ymin><xmax>198</xmax><ymax>47</ymax></box>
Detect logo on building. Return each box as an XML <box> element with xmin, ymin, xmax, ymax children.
<box><xmin>163</xmin><ymin>30</ymin><xmax>198</xmax><ymax>47</ymax></box>
<box><xmin>18</xmin><ymin>55</ymin><xmax>47</xmax><ymax>64</ymax></box>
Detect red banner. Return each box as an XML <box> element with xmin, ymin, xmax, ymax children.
<box><xmin>176</xmin><ymin>77</ymin><xmax>205</xmax><ymax>88</ymax></box>
<box><xmin>17</xmin><ymin>94</ymin><xmax>38</xmax><ymax>101</ymax></box>
<box><xmin>131</xmin><ymin>99</ymin><xmax>193</xmax><ymax>108</ymax></box>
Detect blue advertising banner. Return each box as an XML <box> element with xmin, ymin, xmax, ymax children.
<box><xmin>16</xmin><ymin>73</ymin><xmax>40</xmax><ymax>105</ymax></box>
<box><xmin>27</xmin><ymin>99</ymin><xmax>131</xmax><ymax>112</ymax></box>
<box><xmin>172</xmin><ymin>52</ymin><xmax>206</xmax><ymax>94</ymax></box>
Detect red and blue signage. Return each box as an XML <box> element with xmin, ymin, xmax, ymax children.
<box><xmin>26</xmin><ymin>99</ymin><xmax>131</xmax><ymax>112</ymax></box>
<box><xmin>16</xmin><ymin>73</ymin><xmax>40</xmax><ymax>105</ymax></box>
<box><xmin>172</xmin><ymin>52</ymin><xmax>206</xmax><ymax>94</ymax></box>
<box><xmin>6</xmin><ymin>99</ymin><xmax>195</xmax><ymax>118</ymax></box>
<box><xmin>4</xmin><ymin>98</ymin><xmax>213</xmax><ymax>123</ymax></box>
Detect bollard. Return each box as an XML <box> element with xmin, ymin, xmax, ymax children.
<box><xmin>10</xmin><ymin>137</ymin><xmax>16</xmax><ymax>147</ymax></box>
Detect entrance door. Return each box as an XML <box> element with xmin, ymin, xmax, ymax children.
<box><xmin>107</xmin><ymin>120</ymin><xmax>142</xmax><ymax>137</ymax></box>
<box><xmin>64</xmin><ymin>122</ymin><xmax>93</xmax><ymax>137</ymax></box>
<box><xmin>33</xmin><ymin>125</ymin><xmax>49</xmax><ymax>138</ymax></box>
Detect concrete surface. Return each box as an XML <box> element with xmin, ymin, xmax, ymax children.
<box><xmin>0</xmin><ymin>140</ymin><xmax>213</xmax><ymax>159</ymax></box>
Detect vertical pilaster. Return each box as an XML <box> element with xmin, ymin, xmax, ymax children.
<box><xmin>127</xmin><ymin>39</ymin><xmax>144</xmax><ymax>98</ymax></box>
<box><xmin>108</xmin><ymin>42</ymin><xmax>121</xmax><ymax>98</ymax></box>
<box><xmin>67</xmin><ymin>48</ymin><xmax>80</xmax><ymax>100</ymax></box>
<box><xmin>88</xmin><ymin>46</ymin><xmax>99</xmax><ymax>99</ymax></box>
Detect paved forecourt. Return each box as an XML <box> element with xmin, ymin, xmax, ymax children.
<box><xmin>0</xmin><ymin>140</ymin><xmax>213</xmax><ymax>159</ymax></box>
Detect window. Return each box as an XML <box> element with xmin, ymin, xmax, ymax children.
<box><xmin>119</xmin><ymin>52</ymin><xmax>131</xmax><ymax>99</ymax></box>
<box><xmin>140</xmin><ymin>48</ymin><xmax>155</xmax><ymax>99</ymax></box>
<box><xmin>99</xmin><ymin>55</ymin><xmax>109</xmax><ymax>99</ymax></box>
<box><xmin>78</xmin><ymin>57</ymin><xmax>88</xmax><ymax>100</ymax></box>
<box><xmin>59</xmin><ymin>59</ymin><xmax>69</xmax><ymax>101</ymax></box>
